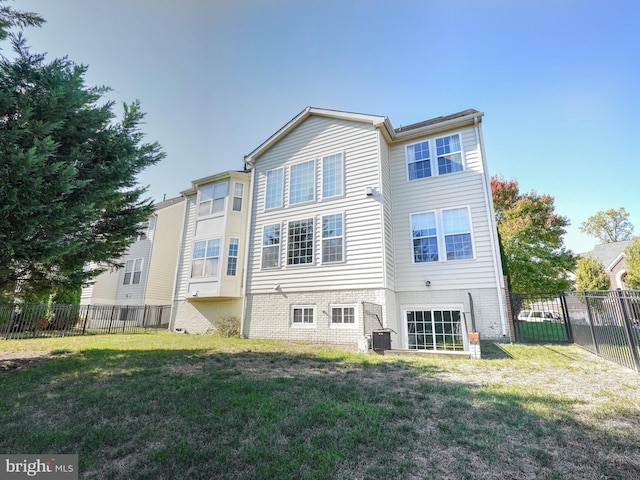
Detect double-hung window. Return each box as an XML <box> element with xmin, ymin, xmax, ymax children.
<box><xmin>406</xmin><ymin>133</ymin><xmax>463</xmax><ymax>180</ymax></box>
<box><xmin>407</xmin><ymin>141</ymin><xmax>431</xmax><ymax>180</ymax></box>
<box><xmin>289</xmin><ymin>160</ymin><xmax>315</xmax><ymax>205</ymax></box>
<box><xmin>191</xmin><ymin>238</ymin><xmax>221</xmax><ymax>277</ymax></box>
<box><xmin>199</xmin><ymin>181</ymin><xmax>228</xmax><ymax>215</ymax></box>
<box><xmin>291</xmin><ymin>305</ymin><xmax>315</xmax><ymax>326</ymax></box>
<box><xmin>265</xmin><ymin>169</ymin><xmax>284</xmax><ymax>209</ymax></box>
<box><xmin>261</xmin><ymin>224</ymin><xmax>281</xmax><ymax>269</ymax></box>
<box><xmin>330</xmin><ymin>305</ymin><xmax>356</xmax><ymax>327</ymax></box>
<box><xmin>411</xmin><ymin>212</ymin><xmax>439</xmax><ymax>262</ymax></box>
<box><xmin>321</xmin><ymin>213</ymin><xmax>344</xmax><ymax>263</ymax></box>
<box><xmin>411</xmin><ymin>207</ymin><xmax>473</xmax><ymax>263</ymax></box>
<box><xmin>442</xmin><ymin>208</ymin><xmax>473</xmax><ymax>260</ymax></box>
<box><xmin>227</xmin><ymin>238</ymin><xmax>239</xmax><ymax>276</ymax></box>
<box><xmin>232</xmin><ymin>183</ymin><xmax>244</xmax><ymax>211</ymax></box>
<box><xmin>436</xmin><ymin>135</ymin><xmax>463</xmax><ymax>174</ymax></box>
<box><xmin>322</xmin><ymin>153</ymin><xmax>343</xmax><ymax>198</ymax></box>
<box><xmin>123</xmin><ymin>258</ymin><xmax>143</xmax><ymax>285</ymax></box>
<box><xmin>287</xmin><ymin>218</ymin><xmax>314</xmax><ymax>265</ymax></box>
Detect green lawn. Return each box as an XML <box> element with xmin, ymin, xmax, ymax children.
<box><xmin>1</xmin><ymin>333</ymin><xmax>639</xmax><ymax>479</ymax></box>
<box><xmin>514</xmin><ymin>320</ymin><xmax>569</xmax><ymax>342</ymax></box>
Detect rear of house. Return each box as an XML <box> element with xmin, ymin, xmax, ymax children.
<box><xmin>241</xmin><ymin>107</ymin><xmax>508</xmax><ymax>353</ymax></box>
<box><xmin>171</xmin><ymin>171</ymin><xmax>251</xmax><ymax>333</ymax></box>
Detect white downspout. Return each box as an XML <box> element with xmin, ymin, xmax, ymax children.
<box><xmin>474</xmin><ymin>116</ymin><xmax>508</xmax><ymax>338</ymax></box>
<box><xmin>240</xmin><ymin>166</ymin><xmax>256</xmax><ymax>338</ymax></box>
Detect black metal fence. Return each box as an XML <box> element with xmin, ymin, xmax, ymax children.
<box><xmin>562</xmin><ymin>290</ymin><xmax>640</xmax><ymax>372</ymax></box>
<box><xmin>509</xmin><ymin>290</ymin><xmax>640</xmax><ymax>372</ymax></box>
<box><xmin>509</xmin><ymin>292</ymin><xmax>571</xmax><ymax>343</ymax></box>
<box><xmin>1</xmin><ymin>304</ymin><xmax>171</xmax><ymax>340</ymax></box>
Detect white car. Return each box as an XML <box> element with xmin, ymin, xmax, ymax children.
<box><xmin>517</xmin><ymin>310</ymin><xmax>561</xmax><ymax>322</ymax></box>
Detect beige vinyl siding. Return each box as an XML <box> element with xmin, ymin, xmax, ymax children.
<box><xmin>247</xmin><ymin>116</ymin><xmax>386</xmax><ymax>294</ymax></box>
<box><xmin>174</xmin><ymin>195</ymin><xmax>198</xmax><ymax>301</ymax></box>
<box><xmin>391</xmin><ymin>125</ymin><xmax>499</xmax><ymax>291</ymax></box>
<box><xmin>114</xmin><ymin>239</ymin><xmax>151</xmax><ymax>305</ymax></box>
<box><xmin>144</xmin><ymin>200</ymin><xmax>184</xmax><ymax>305</ymax></box>
<box><xmin>82</xmin><ymin>266</ymin><xmax>119</xmax><ymax>304</ymax></box>
<box><xmin>175</xmin><ymin>173</ymin><xmax>250</xmax><ymax>302</ymax></box>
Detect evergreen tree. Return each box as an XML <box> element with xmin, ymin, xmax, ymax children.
<box><xmin>0</xmin><ymin>34</ymin><xmax>164</xmax><ymax>303</ymax></box>
<box><xmin>491</xmin><ymin>176</ymin><xmax>575</xmax><ymax>293</ymax></box>
<box><xmin>574</xmin><ymin>255</ymin><xmax>610</xmax><ymax>291</ymax></box>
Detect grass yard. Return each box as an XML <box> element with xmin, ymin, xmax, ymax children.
<box><xmin>1</xmin><ymin>333</ymin><xmax>639</xmax><ymax>479</ymax></box>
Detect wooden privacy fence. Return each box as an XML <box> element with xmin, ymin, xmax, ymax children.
<box><xmin>1</xmin><ymin>304</ymin><xmax>171</xmax><ymax>340</ymax></box>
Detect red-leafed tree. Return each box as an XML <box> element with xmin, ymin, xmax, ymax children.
<box><xmin>491</xmin><ymin>176</ymin><xmax>575</xmax><ymax>293</ymax></box>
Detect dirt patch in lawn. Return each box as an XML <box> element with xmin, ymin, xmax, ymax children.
<box><xmin>0</xmin><ymin>350</ymin><xmax>53</xmax><ymax>373</ymax></box>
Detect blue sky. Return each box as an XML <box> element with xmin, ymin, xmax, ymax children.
<box><xmin>17</xmin><ymin>0</ymin><xmax>640</xmax><ymax>254</ymax></box>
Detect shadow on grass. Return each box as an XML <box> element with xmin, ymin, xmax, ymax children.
<box><xmin>480</xmin><ymin>341</ymin><xmax>514</xmax><ymax>360</ymax></box>
<box><xmin>0</xmin><ymin>347</ymin><xmax>638</xmax><ymax>480</ymax></box>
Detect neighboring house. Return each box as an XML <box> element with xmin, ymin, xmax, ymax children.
<box><xmin>586</xmin><ymin>240</ymin><xmax>634</xmax><ymax>289</ymax></box>
<box><xmin>241</xmin><ymin>107</ymin><xmax>508</xmax><ymax>352</ymax></box>
<box><xmin>171</xmin><ymin>171</ymin><xmax>251</xmax><ymax>333</ymax></box>
<box><xmin>80</xmin><ymin>196</ymin><xmax>185</xmax><ymax>306</ymax></box>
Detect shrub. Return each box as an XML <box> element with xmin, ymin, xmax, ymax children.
<box><xmin>211</xmin><ymin>316</ymin><xmax>240</xmax><ymax>338</ymax></box>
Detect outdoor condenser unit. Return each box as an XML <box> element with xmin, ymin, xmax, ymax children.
<box><xmin>372</xmin><ymin>329</ymin><xmax>391</xmax><ymax>351</ymax></box>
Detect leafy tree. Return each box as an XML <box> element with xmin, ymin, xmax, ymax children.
<box><xmin>574</xmin><ymin>255</ymin><xmax>610</xmax><ymax>291</ymax></box>
<box><xmin>0</xmin><ymin>1</ymin><xmax>44</xmax><ymax>41</ymax></box>
<box><xmin>0</xmin><ymin>34</ymin><xmax>164</xmax><ymax>303</ymax></box>
<box><xmin>579</xmin><ymin>207</ymin><xmax>634</xmax><ymax>244</ymax></box>
<box><xmin>491</xmin><ymin>176</ymin><xmax>575</xmax><ymax>293</ymax></box>
<box><xmin>624</xmin><ymin>238</ymin><xmax>640</xmax><ymax>289</ymax></box>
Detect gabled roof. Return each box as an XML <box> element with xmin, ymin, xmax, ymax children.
<box><xmin>244</xmin><ymin>107</ymin><xmax>484</xmax><ymax>165</ymax></box>
<box><xmin>395</xmin><ymin>109</ymin><xmax>482</xmax><ymax>134</ymax></box>
<box><xmin>587</xmin><ymin>240</ymin><xmax>633</xmax><ymax>272</ymax></box>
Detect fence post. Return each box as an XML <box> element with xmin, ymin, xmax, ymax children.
<box><xmin>108</xmin><ymin>305</ymin><xmax>116</xmax><ymax>334</ymax></box>
<box><xmin>559</xmin><ymin>292</ymin><xmax>573</xmax><ymax>343</ymax></box>
<box><xmin>583</xmin><ymin>290</ymin><xmax>599</xmax><ymax>356</ymax></box>
<box><xmin>82</xmin><ymin>305</ymin><xmax>89</xmax><ymax>335</ymax></box>
<box><xmin>616</xmin><ymin>289</ymin><xmax>640</xmax><ymax>372</ymax></box>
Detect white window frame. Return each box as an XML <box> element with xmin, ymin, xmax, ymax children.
<box><xmin>226</xmin><ymin>238</ymin><xmax>239</xmax><ymax>276</ymax></box>
<box><xmin>321</xmin><ymin>212</ymin><xmax>345</xmax><ymax>264</ymax></box>
<box><xmin>123</xmin><ymin>258</ymin><xmax>143</xmax><ymax>285</ymax></box>
<box><xmin>286</xmin><ymin>217</ymin><xmax>315</xmax><ymax>266</ymax></box>
<box><xmin>264</xmin><ymin>168</ymin><xmax>284</xmax><ymax>210</ymax></box>
<box><xmin>410</xmin><ymin>211</ymin><xmax>439</xmax><ymax>263</ymax></box>
<box><xmin>321</xmin><ymin>152</ymin><xmax>344</xmax><ymax>199</ymax></box>
<box><xmin>136</xmin><ymin>221</ymin><xmax>149</xmax><ymax>241</ymax></box>
<box><xmin>406</xmin><ymin>132</ymin><xmax>464</xmax><ymax>181</ymax></box>
<box><xmin>232</xmin><ymin>182</ymin><xmax>244</xmax><ymax>212</ymax></box>
<box><xmin>288</xmin><ymin>159</ymin><xmax>316</xmax><ymax>205</ymax></box>
<box><xmin>442</xmin><ymin>207</ymin><xmax>474</xmax><ymax>261</ymax></box>
<box><xmin>198</xmin><ymin>181</ymin><xmax>228</xmax><ymax>216</ymax></box>
<box><xmin>191</xmin><ymin>238</ymin><xmax>221</xmax><ymax>278</ymax></box>
<box><xmin>402</xmin><ymin>304</ymin><xmax>467</xmax><ymax>351</ymax></box>
<box><xmin>261</xmin><ymin>223</ymin><xmax>281</xmax><ymax>269</ymax></box>
<box><xmin>410</xmin><ymin>206</ymin><xmax>474</xmax><ymax>263</ymax></box>
<box><xmin>329</xmin><ymin>304</ymin><xmax>358</xmax><ymax>329</ymax></box>
<box><xmin>291</xmin><ymin>305</ymin><xmax>316</xmax><ymax>327</ymax></box>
